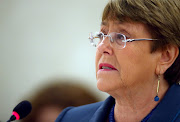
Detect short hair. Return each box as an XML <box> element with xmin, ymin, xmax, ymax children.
<box><xmin>102</xmin><ymin>0</ymin><xmax>180</xmax><ymax>85</ymax></box>
<box><xmin>22</xmin><ymin>80</ymin><xmax>100</xmax><ymax>122</ymax></box>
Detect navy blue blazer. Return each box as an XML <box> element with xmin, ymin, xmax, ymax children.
<box><xmin>56</xmin><ymin>84</ymin><xmax>180</xmax><ymax>122</ymax></box>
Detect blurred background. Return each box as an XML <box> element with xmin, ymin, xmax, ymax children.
<box><xmin>0</xmin><ymin>0</ymin><xmax>109</xmax><ymax>121</ymax></box>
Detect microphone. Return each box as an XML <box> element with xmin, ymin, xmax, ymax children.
<box><xmin>7</xmin><ymin>100</ymin><xmax>32</xmax><ymax>122</ymax></box>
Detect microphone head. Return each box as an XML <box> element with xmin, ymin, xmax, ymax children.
<box><xmin>12</xmin><ymin>100</ymin><xmax>32</xmax><ymax>120</ymax></box>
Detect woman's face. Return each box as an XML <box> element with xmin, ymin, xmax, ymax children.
<box><xmin>95</xmin><ymin>20</ymin><xmax>159</xmax><ymax>93</ymax></box>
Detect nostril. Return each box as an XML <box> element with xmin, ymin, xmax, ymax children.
<box><xmin>104</xmin><ymin>51</ymin><xmax>110</xmax><ymax>54</ymax></box>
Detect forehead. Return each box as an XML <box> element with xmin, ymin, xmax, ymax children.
<box><xmin>101</xmin><ymin>19</ymin><xmax>146</xmax><ymax>27</ymax></box>
<box><xmin>100</xmin><ymin>20</ymin><xmax>152</xmax><ymax>38</ymax></box>
<box><xmin>101</xmin><ymin>20</ymin><xmax>122</xmax><ymax>26</ymax></box>
<box><xmin>101</xmin><ymin>20</ymin><xmax>149</xmax><ymax>31</ymax></box>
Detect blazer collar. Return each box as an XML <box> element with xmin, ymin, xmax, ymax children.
<box><xmin>148</xmin><ymin>83</ymin><xmax>180</xmax><ymax>122</ymax></box>
<box><xmin>90</xmin><ymin>96</ymin><xmax>115</xmax><ymax>122</ymax></box>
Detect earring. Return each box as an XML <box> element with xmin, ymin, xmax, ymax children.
<box><xmin>154</xmin><ymin>75</ymin><xmax>160</xmax><ymax>102</ymax></box>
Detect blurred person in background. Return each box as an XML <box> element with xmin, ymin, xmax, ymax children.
<box><xmin>21</xmin><ymin>79</ymin><xmax>100</xmax><ymax>122</ymax></box>
<box><xmin>56</xmin><ymin>0</ymin><xmax>180</xmax><ymax>122</ymax></box>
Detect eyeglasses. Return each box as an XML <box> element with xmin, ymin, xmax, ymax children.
<box><xmin>88</xmin><ymin>32</ymin><xmax>158</xmax><ymax>49</ymax></box>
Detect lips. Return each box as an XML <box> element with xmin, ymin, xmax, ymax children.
<box><xmin>99</xmin><ymin>63</ymin><xmax>117</xmax><ymax>71</ymax></box>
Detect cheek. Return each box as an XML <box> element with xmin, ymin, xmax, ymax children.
<box><xmin>95</xmin><ymin>51</ymin><xmax>101</xmax><ymax>74</ymax></box>
<box><xmin>115</xmin><ymin>47</ymin><xmax>154</xmax><ymax>85</ymax></box>
<box><xmin>115</xmin><ymin>53</ymin><xmax>132</xmax><ymax>85</ymax></box>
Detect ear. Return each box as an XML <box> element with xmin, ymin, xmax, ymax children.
<box><xmin>155</xmin><ymin>45</ymin><xmax>179</xmax><ymax>75</ymax></box>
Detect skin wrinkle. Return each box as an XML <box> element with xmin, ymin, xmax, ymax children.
<box><xmin>121</xmin><ymin>40</ymin><xmax>158</xmax><ymax>112</ymax></box>
<box><xmin>113</xmin><ymin>76</ymin><xmax>158</xmax><ymax>121</ymax></box>
<box><xmin>103</xmin><ymin>0</ymin><xmax>180</xmax><ymax>52</ymax></box>
<box><xmin>95</xmin><ymin>20</ymin><xmax>169</xmax><ymax>121</ymax></box>
<box><xmin>94</xmin><ymin>0</ymin><xmax>180</xmax><ymax>121</ymax></box>
<box><xmin>120</xmin><ymin>73</ymin><xmax>138</xmax><ymax>119</ymax></box>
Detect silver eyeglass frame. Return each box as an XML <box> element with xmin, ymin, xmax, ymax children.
<box><xmin>88</xmin><ymin>32</ymin><xmax>158</xmax><ymax>49</ymax></box>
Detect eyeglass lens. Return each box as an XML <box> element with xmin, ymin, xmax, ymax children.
<box><xmin>89</xmin><ymin>32</ymin><xmax>126</xmax><ymax>49</ymax></box>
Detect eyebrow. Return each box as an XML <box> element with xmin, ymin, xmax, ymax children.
<box><xmin>100</xmin><ymin>21</ymin><xmax>107</xmax><ymax>26</ymax></box>
<box><xmin>115</xmin><ymin>21</ymin><xmax>123</xmax><ymax>24</ymax></box>
<box><xmin>100</xmin><ymin>21</ymin><xmax>124</xmax><ymax>26</ymax></box>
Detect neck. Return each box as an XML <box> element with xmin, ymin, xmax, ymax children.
<box><xmin>108</xmin><ymin>78</ymin><xmax>169</xmax><ymax>122</ymax></box>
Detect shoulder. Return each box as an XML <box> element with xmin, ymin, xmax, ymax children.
<box><xmin>55</xmin><ymin>101</ymin><xmax>103</xmax><ymax>122</ymax></box>
<box><xmin>149</xmin><ymin>83</ymin><xmax>180</xmax><ymax>122</ymax></box>
<box><xmin>55</xmin><ymin>96</ymin><xmax>115</xmax><ymax>122</ymax></box>
<box><xmin>170</xmin><ymin>84</ymin><xmax>180</xmax><ymax>122</ymax></box>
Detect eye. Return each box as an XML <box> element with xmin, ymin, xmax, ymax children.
<box><xmin>95</xmin><ymin>32</ymin><xmax>104</xmax><ymax>40</ymax></box>
<box><xmin>98</xmin><ymin>33</ymin><xmax>103</xmax><ymax>37</ymax></box>
<box><xmin>116</xmin><ymin>33</ymin><xmax>124</xmax><ymax>40</ymax></box>
<box><xmin>114</xmin><ymin>33</ymin><xmax>126</xmax><ymax>45</ymax></box>
<box><xmin>118</xmin><ymin>30</ymin><xmax>130</xmax><ymax>39</ymax></box>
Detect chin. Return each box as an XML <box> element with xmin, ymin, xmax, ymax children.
<box><xmin>97</xmin><ymin>78</ymin><xmax>116</xmax><ymax>92</ymax></box>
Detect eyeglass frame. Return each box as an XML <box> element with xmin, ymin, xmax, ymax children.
<box><xmin>88</xmin><ymin>32</ymin><xmax>158</xmax><ymax>49</ymax></box>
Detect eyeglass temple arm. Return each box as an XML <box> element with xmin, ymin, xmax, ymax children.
<box><xmin>126</xmin><ymin>39</ymin><xmax>157</xmax><ymax>42</ymax></box>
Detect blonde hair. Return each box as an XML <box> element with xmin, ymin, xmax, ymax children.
<box><xmin>102</xmin><ymin>0</ymin><xmax>180</xmax><ymax>84</ymax></box>
<box><xmin>102</xmin><ymin>0</ymin><xmax>180</xmax><ymax>51</ymax></box>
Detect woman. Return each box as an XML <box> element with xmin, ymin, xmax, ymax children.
<box><xmin>21</xmin><ymin>80</ymin><xmax>99</xmax><ymax>122</ymax></box>
<box><xmin>56</xmin><ymin>0</ymin><xmax>180</xmax><ymax>122</ymax></box>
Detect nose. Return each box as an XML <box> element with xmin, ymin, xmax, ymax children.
<box><xmin>97</xmin><ymin>36</ymin><xmax>113</xmax><ymax>55</ymax></box>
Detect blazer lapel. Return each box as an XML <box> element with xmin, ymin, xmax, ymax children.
<box><xmin>148</xmin><ymin>84</ymin><xmax>180</xmax><ymax>122</ymax></box>
<box><xmin>89</xmin><ymin>84</ymin><xmax>180</xmax><ymax>122</ymax></box>
<box><xmin>90</xmin><ymin>96</ymin><xmax>115</xmax><ymax>122</ymax></box>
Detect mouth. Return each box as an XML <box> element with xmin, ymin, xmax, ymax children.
<box><xmin>99</xmin><ymin>63</ymin><xmax>117</xmax><ymax>71</ymax></box>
